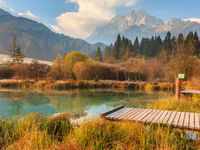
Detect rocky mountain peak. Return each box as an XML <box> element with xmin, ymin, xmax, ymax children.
<box><xmin>168</xmin><ymin>17</ymin><xmax>183</xmax><ymax>25</ymax></box>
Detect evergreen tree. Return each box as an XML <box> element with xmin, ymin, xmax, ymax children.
<box><xmin>185</xmin><ymin>32</ymin><xmax>195</xmax><ymax>56</ymax></box>
<box><xmin>154</xmin><ymin>36</ymin><xmax>163</xmax><ymax>55</ymax></box>
<box><xmin>119</xmin><ymin>36</ymin><xmax>128</xmax><ymax>57</ymax></box>
<box><xmin>9</xmin><ymin>34</ymin><xmax>25</xmax><ymax>64</ymax></box>
<box><xmin>194</xmin><ymin>31</ymin><xmax>200</xmax><ymax>57</ymax></box>
<box><xmin>95</xmin><ymin>47</ymin><xmax>103</xmax><ymax>62</ymax></box>
<box><xmin>163</xmin><ymin>31</ymin><xmax>173</xmax><ymax>54</ymax></box>
<box><xmin>112</xmin><ymin>34</ymin><xmax>121</xmax><ymax>59</ymax></box>
<box><xmin>140</xmin><ymin>38</ymin><xmax>151</xmax><ymax>57</ymax></box>
<box><xmin>133</xmin><ymin>37</ymin><xmax>140</xmax><ymax>54</ymax></box>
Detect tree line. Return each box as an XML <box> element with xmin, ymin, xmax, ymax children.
<box><xmin>1</xmin><ymin>31</ymin><xmax>200</xmax><ymax>81</ymax></box>
<box><xmin>93</xmin><ymin>31</ymin><xmax>200</xmax><ymax>62</ymax></box>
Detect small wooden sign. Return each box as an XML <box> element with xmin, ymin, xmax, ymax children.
<box><xmin>178</xmin><ymin>74</ymin><xmax>185</xmax><ymax>79</ymax></box>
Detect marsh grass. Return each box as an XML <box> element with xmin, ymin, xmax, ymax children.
<box><xmin>0</xmin><ymin>95</ymin><xmax>200</xmax><ymax>149</ymax></box>
<box><xmin>147</xmin><ymin>96</ymin><xmax>200</xmax><ymax>113</ymax></box>
<box><xmin>0</xmin><ymin>113</ymin><xmax>198</xmax><ymax>149</ymax></box>
<box><xmin>0</xmin><ymin>79</ymin><xmax>175</xmax><ymax>91</ymax></box>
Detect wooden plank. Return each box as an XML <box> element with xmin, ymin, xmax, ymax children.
<box><xmin>141</xmin><ymin>110</ymin><xmax>157</xmax><ymax>122</ymax></box>
<box><xmin>151</xmin><ymin>110</ymin><xmax>164</xmax><ymax>123</ymax></box>
<box><xmin>146</xmin><ymin>110</ymin><xmax>161</xmax><ymax>123</ymax></box>
<box><xmin>172</xmin><ymin>112</ymin><xmax>181</xmax><ymax>127</ymax></box>
<box><xmin>125</xmin><ymin>109</ymin><xmax>144</xmax><ymax>120</ymax></box>
<box><xmin>129</xmin><ymin>109</ymin><xmax>148</xmax><ymax>121</ymax></box>
<box><xmin>100</xmin><ymin>105</ymin><xmax>124</xmax><ymax>118</ymax></box>
<box><xmin>117</xmin><ymin>108</ymin><xmax>139</xmax><ymax>120</ymax></box>
<box><xmin>109</xmin><ymin>108</ymin><xmax>132</xmax><ymax>119</ymax></box>
<box><xmin>101</xmin><ymin>106</ymin><xmax>200</xmax><ymax>131</ymax></box>
<box><xmin>194</xmin><ymin>113</ymin><xmax>200</xmax><ymax>130</ymax></box>
<box><xmin>161</xmin><ymin>111</ymin><xmax>172</xmax><ymax>125</ymax></box>
<box><xmin>156</xmin><ymin>111</ymin><xmax>169</xmax><ymax>123</ymax></box>
<box><xmin>183</xmin><ymin>112</ymin><xmax>189</xmax><ymax>129</ymax></box>
<box><xmin>106</xmin><ymin>108</ymin><xmax>127</xmax><ymax>118</ymax></box>
<box><xmin>181</xmin><ymin>90</ymin><xmax>200</xmax><ymax>95</ymax></box>
<box><xmin>112</xmin><ymin>108</ymin><xmax>135</xmax><ymax>120</ymax></box>
<box><xmin>167</xmin><ymin>111</ymin><xmax>176</xmax><ymax>125</ymax></box>
<box><xmin>189</xmin><ymin>113</ymin><xmax>195</xmax><ymax>130</ymax></box>
<box><xmin>177</xmin><ymin>112</ymin><xmax>185</xmax><ymax>128</ymax></box>
<box><xmin>136</xmin><ymin>109</ymin><xmax>153</xmax><ymax>121</ymax></box>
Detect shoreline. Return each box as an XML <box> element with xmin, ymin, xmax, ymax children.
<box><xmin>0</xmin><ymin>79</ymin><xmax>175</xmax><ymax>91</ymax></box>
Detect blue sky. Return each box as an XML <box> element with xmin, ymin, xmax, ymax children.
<box><xmin>0</xmin><ymin>0</ymin><xmax>200</xmax><ymax>38</ymax></box>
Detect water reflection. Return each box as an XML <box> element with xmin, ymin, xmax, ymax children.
<box><xmin>0</xmin><ymin>89</ymin><xmax>172</xmax><ymax>119</ymax></box>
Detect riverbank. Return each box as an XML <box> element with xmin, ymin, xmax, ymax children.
<box><xmin>0</xmin><ymin>96</ymin><xmax>199</xmax><ymax>149</ymax></box>
<box><xmin>0</xmin><ymin>79</ymin><xmax>175</xmax><ymax>91</ymax></box>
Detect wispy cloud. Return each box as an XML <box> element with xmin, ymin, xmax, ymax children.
<box><xmin>0</xmin><ymin>0</ymin><xmax>15</xmax><ymax>14</ymax></box>
<box><xmin>18</xmin><ymin>10</ymin><xmax>40</xmax><ymax>22</ymax></box>
<box><xmin>184</xmin><ymin>18</ymin><xmax>200</xmax><ymax>24</ymax></box>
<box><xmin>52</xmin><ymin>0</ymin><xmax>139</xmax><ymax>39</ymax></box>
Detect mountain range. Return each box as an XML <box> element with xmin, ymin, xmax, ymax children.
<box><xmin>0</xmin><ymin>9</ymin><xmax>105</xmax><ymax>61</ymax></box>
<box><xmin>87</xmin><ymin>9</ymin><xmax>200</xmax><ymax>44</ymax></box>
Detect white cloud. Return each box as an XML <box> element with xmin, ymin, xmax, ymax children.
<box><xmin>184</xmin><ymin>18</ymin><xmax>200</xmax><ymax>24</ymax></box>
<box><xmin>52</xmin><ymin>0</ymin><xmax>138</xmax><ymax>39</ymax></box>
<box><xmin>18</xmin><ymin>10</ymin><xmax>40</xmax><ymax>21</ymax></box>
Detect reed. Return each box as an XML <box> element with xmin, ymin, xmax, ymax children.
<box><xmin>0</xmin><ymin>113</ymin><xmax>198</xmax><ymax>149</ymax></box>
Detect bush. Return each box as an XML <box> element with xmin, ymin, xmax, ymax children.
<box><xmin>0</xmin><ymin>65</ymin><xmax>15</xmax><ymax>79</ymax></box>
<box><xmin>43</xmin><ymin>113</ymin><xmax>71</xmax><ymax>141</ymax></box>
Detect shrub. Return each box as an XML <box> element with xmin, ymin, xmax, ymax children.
<box><xmin>43</xmin><ymin>113</ymin><xmax>71</xmax><ymax>141</ymax></box>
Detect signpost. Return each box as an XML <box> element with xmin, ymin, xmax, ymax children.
<box><xmin>176</xmin><ymin>74</ymin><xmax>185</xmax><ymax>99</ymax></box>
<box><xmin>178</xmin><ymin>74</ymin><xmax>185</xmax><ymax>79</ymax></box>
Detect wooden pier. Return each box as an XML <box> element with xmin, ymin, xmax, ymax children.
<box><xmin>181</xmin><ymin>90</ymin><xmax>200</xmax><ymax>95</ymax></box>
<box><xmin>100</xmin><ymin>105</ymin><xmax>200</xmax><ymax>131</ymax></box>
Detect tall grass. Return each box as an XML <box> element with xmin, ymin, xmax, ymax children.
<box><xmin>0</xmin><ymin>114</ymin><xmax>198</xmax><ymax>149</ymax></box>
<box><xmin>147</xmin><ymin>96</ymin><xmax>200</xmax><ymax>113</ymax></box>
<box><xmin>1</xmin><ymin>95</ymin><xmax>200</xmax><ymax>149</ymax></box>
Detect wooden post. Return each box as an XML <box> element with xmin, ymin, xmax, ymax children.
<box><xmin>176</xmin><ymin>78</ymin><xmax>181</xmax><ymax>99</ymax></box>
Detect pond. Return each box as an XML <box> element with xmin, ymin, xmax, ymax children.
<box><xmin>0</xmin><ymin>88</ymin><xmax>172</xmax><ymax>119</ymax></box>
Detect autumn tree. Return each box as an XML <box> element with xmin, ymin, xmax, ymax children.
<box><xmin>63</xmin><ymin>51</ymin><xmax>89</xmax><ymax>80</ymax></box>
<box><xmin>48</xmin><ymin>55</ymin><xmax>69</xmax><ymax>80</ymax></box>
<box><xmin>167</xmin><ymin>33</ymin><xmax>198</xmax><ymax>80</ymax></box>
<box><xmin>103</xmin><ymin>46</ymin><xmax>112</xmax><ymax>62</ymax></box>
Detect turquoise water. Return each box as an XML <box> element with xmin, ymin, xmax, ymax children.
<box><xmin>0</xmin><ymin>89</ymin><xmax>172</xmax><ymax>119</ymax></box>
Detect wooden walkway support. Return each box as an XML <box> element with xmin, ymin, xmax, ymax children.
<box><xmin>181</xmin><ymin>90</ymin><xmax>200</xmax><ymax>95</ymax></box>
<box><xmin>100</xmin><ymin>105</ymin><xmax>200</xmax><ymax>131</ymax></box>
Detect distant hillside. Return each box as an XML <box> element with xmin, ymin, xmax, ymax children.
<box><xmin>87</xmin><ymin>9</ymin><xmax>200</xmax><ymax>44</ymax></box>
<box><xmin>0</xmin><ymin>8</ymin><xmax>105</xmax><ymax>61</ymax></box>
<box><xmin>0</xmin><ymin>54</ymin><xmax>52</xmax><ymax>65</ymax></box>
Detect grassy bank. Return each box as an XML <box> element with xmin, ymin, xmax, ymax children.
<box><xmin>0</xmin><ymin>113</ymin><xmax>198</xmax><ymax>150</ymax></box>
<box><xmin>0</xmin><ymin>96</ymin><xmax>199</xmax><ymax>149</ymax></box>
<box><xmin>147</xmin><ymin>95</ymin><xmax>200</xmax><ymax>113</ymax></box>
<box><xmin>0</xmin><ymin>79</ymin><xmax>175</xmax><ymax>91</ymax></box>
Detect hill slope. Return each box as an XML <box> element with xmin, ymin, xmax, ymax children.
<box><xmin>0</xmin><ymin>9</ymin><xmax>105</xmax><ymax>61</ymax></box>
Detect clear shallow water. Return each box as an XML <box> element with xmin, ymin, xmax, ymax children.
<box><xmin>0</xmin><ymin>88</ymin><xmax>172</xmax><ymax>119</ymax></box>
